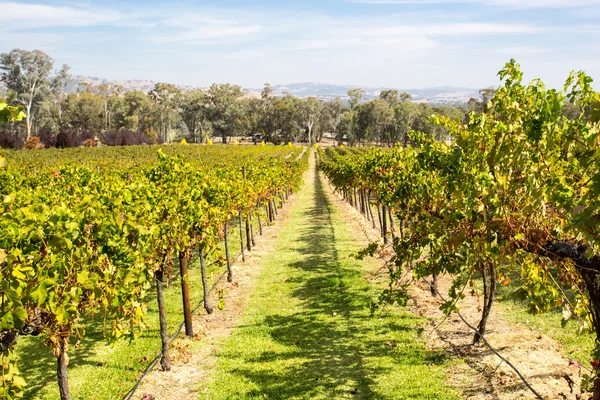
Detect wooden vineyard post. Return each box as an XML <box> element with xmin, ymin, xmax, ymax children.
<box><xmin>360</xmin><ymin>189</ymin><xmax>365</xmax><ymax>215</ymax></box>
<box><xmin>155</xmin><ymin>265</ymin><xmax>171</xmax><ymax>371</ymax></box>
<box><xmin>239</xmin><ymin>212</ymin><xmax>246</xmax><ymax>262</ymax></box>
<box><xmin>179</xmin><ymin>252</ymin><xmax>193</xmax><ymax>337</ymax></box>
<box><xmin>243</xmin><ymin>165</ymin><xmax>251</xmax><ymax>251</ymax></box>
<box><xmin>268</xmin><ymin>200</ymin><xmax>274</xmax><ymax>222</ymax></box>
<box><xmin>365</xmin><ymin>191</ymin><xmax>371</xmax><ymax>223</ymax></box>
<box><xmin>388</xmin><ymin>207</ymin><xmax>396</xmax><ymax>241</ymax></box>
<box><xmin>250</xmin><ymin>212</ymin><xmax>256</xmax><ymax>247</ymax></box>
<box><xmin>246</xmin><ymin>213</ymin><xmax>251</xmax><ymax>251</ymax></box>
<box><xmin>199</xmin><ymin>246</ymin><xmax>213</xmax><ymax>314</ymax></box>
<box><xmin>383</xmin><ymin>205</ymin><xmax>388</xmax><ymax>242</ymax></box>
<box><xmin>377</xmin><ymin>205</ymin><xmax>383</xmax><ymax>237</ymax></box>
<box><xmin>224</xmin><ymin>222</ymin><xmax>233</xmax><ymax>282</ymax></box>
<box><xmin>368</xmin><ymin>192</ymin><xmax>377</xmax><ymax>229</ymax></box>
<box><xmin>273</xmin><ymin>198</ymin><xmax>278</xmax><ymax>216</ymax></box>
<box><xmin>257</xmin><ymin>202</ymin><xmax>263</xmax><ymax>235</ymax></box>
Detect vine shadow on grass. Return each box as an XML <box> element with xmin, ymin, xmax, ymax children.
<box><xmin>216</xmin><ymin>168</ymin><xmax>451</xmax><ymax>399</ymax></box>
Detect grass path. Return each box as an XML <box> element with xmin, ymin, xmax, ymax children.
<box><xmin>199</xmin><ymin>154</ymin><xmax>459</xmax><ymax>399</ymax></box>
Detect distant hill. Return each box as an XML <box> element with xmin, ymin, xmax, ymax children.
<box><xmin>65</xmin><ymin>76</ymin><xmax>196</xmax><ymax>94</ymax></box>
<box><xmin>259</xmin><ymin>82</ymin><xmax>483</xmax><ymax>104</ymax></box>
<box><xmin>1</xmin><ymin>75</ymin><xmax>484</xmax><ymax>105</ymax></box>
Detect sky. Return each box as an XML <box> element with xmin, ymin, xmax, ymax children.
<box><xmin>0</xmin><ymin>0</ymin><xmax>599</xmax><ymax>90</ymax></box>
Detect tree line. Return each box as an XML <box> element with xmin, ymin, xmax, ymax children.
<box><xmin>1</xmin><ymin>48</ymin><xmax>475</xmax><ymax>149</ymax></box>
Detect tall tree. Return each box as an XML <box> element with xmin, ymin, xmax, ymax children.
<box><xmin>379</xmin><ymin>89</ymin><xmax>399</xmax><ymax>106</ymax></box>
<box><xmin>179</xmin><ymin>89</ymin><xmax>211</xmax><ymax>143</ymax></box>
<box><xmin>348</xmin><ymin>88</ymin><xmax>365</xmax><ymax>110</ymax></box>
<box><xmin>320</xmin><ymin>97</ymin><xmax>343</xmax><ymax>143</ymax></box>
<box><xmin>149</xmin><ymin>83</ymin><xmax>181</xmax><ymax>142</ymax></box>
<box><xmin>50</xmin><ymin>64</ymin><xmax>71</xmax><ymax>126</ymax></box>
<box><xmin>207</xmin><ymin>83</ymin><xmax>246</xmax><ymax>144</ymax></box>
<box><xmin>357</xmin><ymin>99</ymin><xmax>393</xmax><ymax>145</ymax></box>
<box><xmin>0</xmin><ymin>49</ymin><xmax>54</xmax><ymax>139</ymax></box>
<box><xmin>297</xmin><ymin>97</ymin><xmax>323</xmax><ymax>144</ymax></box>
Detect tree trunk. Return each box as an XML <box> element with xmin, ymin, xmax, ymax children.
<box><xmin>25</xmin><ymin>108</ymin><xmax>32</xmax><ymax>140</ymax></box>
<box><xmin>224</xmin><ymin>223</ymin><xmax>233</xmax><ymax>282</ymax></box>
<box><xmin>155</xmin><ymin>266</ymin><xmax>171</xmax><ymax>371</ymax></box>
<box><xmin>56</xmin><ymin>336</ymin><xmax>71</xmax><ymax>400</ymax></box>
<box><xmin>199</xmin><ymin>247</ymin><xmax>213</xmax><ymax>314</ymax></box>
<box><xmin>179</xmin><ymin>252</ymin><xmax>193</xmax><ymax>337</ymax></box>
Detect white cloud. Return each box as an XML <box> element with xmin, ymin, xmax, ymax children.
<box><xmin>0</xmin><ymin>2</ymin><xmax>124</xmax><ymax>27</ymax></box>
<box><xmin>352</xmin><ymin>0</ymin><xmax>600</xmax><ymax>7</ymax></box>
<box><xmin>496</xmin><ymin>45</ymin><xmax>550</xmax><ymax>56</ymax></box>
<box><xmin>151</xmin><ymin>12</ymin><xmax>264</xmax><ymax>43</ymax></box>
<box><xmin>363</xmin><ymin>23</ymin><xmax>541</xmax><ymax>36</ymax></box>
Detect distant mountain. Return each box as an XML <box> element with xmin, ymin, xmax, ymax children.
<box><xmin>1</xmin><ymin>75</ymin><xmax>484</xmax><ymax>105</ymax></box>
<box><xmin>65</xmin><ymin>75</ymin><xmax>196</xmax><ymax>94</ymax></box>
<box><xmin>259</xmin><ymin>82</ymin><xmax>483</xmax><ymax>104</ymax></box>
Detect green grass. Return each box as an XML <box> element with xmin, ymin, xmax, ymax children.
<box><xmin>16</xmin><ymin>243</ymin><xmax>236</xmax><ymax>400</ymax></box>
<box><xmin>496</xmin><ymin>283</ymin><xmax>595</xmax><ymax>367</ymax></box>
<box><xmin>199</xmin><ymin>165</ymin><xmax>460</xmax><ymax>400</ymax></box>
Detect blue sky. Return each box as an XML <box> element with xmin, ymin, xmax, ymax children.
<box><xmin>1</xmin><ymin>0</ymin><xmax>598</xmax><ymax>89</ymax></box>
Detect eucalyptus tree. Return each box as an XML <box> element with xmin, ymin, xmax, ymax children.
<box><xmin>297</xmin><ymin>96</ymin><xmax>323</xmax><ymax>144</ymax></box>
<box><xmin>0</xmin><ymin>49</ymin><xmax>54</xmax><ymax>139</ymax></box>
<box><xmin>49</xmin><ymin>64</ymin><xmax>71</xmax><ymax>126</ymax></box>
<box><xmin>207</xmin><ymin>83</ymin><xmax>246</xmax><ymax>143</ymax></box>
<box><xmin>149</xmin><ymin>83</ymin><xmax>182</xmax><ymax>142</ymax></box>
<box><xmin>179</xmin><ymin>89</ymin><xmax>212</xmax><ymax>143</ymax></box>
<box><xmin>320</xmin><ymin>97</ymin><xmax>343</xmax><ymax>143</ymax></box>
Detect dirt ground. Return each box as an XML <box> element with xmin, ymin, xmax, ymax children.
<box><xmin>323</xmin><ymin>179</ymin><xmax>583</xmax><ymax>400</ymax></box>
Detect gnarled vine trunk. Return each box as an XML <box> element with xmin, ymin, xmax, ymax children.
<box><xmin>155</xmin><ymin>266</ymin><xmax>171</xmax><ymax>371</ymax></box>
<box><xmin>57</xmin><ymin>336</ymin><xmax>71</xmax><ymax>400</ymax></box>
<box><xmin>474</xmin><ymin>262</ymin><xmax>497</xmax><ymax>345</ymax></box>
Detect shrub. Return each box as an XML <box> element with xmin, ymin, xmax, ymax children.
<box><xmin>0</xmin><ymin>130</ymin><xmax>24</xmax><ymax>149</ymax></box>
<box><xmin>23</xmin><ymin>136</ymin><xmax>45</xmax><ymax>150</ymax></box>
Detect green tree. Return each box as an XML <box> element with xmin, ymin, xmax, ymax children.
<box><xmin>207</xmin><ymin>83</ymin><xmax>246</xmax><ymax>144</ymax></box>
<box><xmin>356</xmin><ymin>99</ymin><xmax>393</xmax><ymax>145</ymax></box>
<box><xmin>348</xmin><ymin>88</ymin><xmax>365</xmax><ymax>110</ymax></box>
<box><xmin>50</xmin><ymin>64</ymin><xmax>71</xmax><ymax>126</ymax></box>
<box><xmin>297</xmin><ymin>97</ymin><xmax>323</xmax><ymax>144</ymax></box>
<box><xmin>320</xmin><ymin>98</ymin><xmax>343</xmax><ymax>143</ymax></box>
<box><xmin>179</xmin><ymin>89</ymin><xmax>211</xmax><ymax>143</ymax></box>
<box><xmin>149</xmin><ymin>83</ymin><xmax>182</xmax><ymax>142</ymax></box>
<box><xmin>0</xmin><ymin>49</ymin><xmax>54</xmax><ymax>139</ymax></box>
